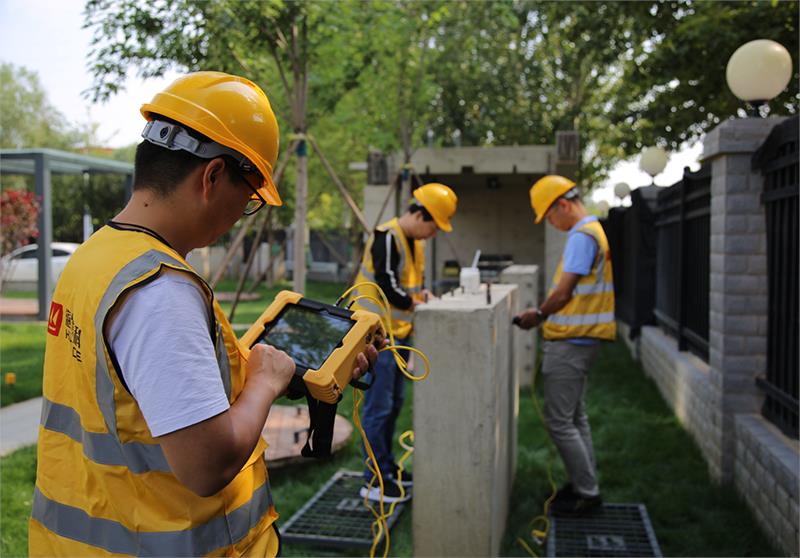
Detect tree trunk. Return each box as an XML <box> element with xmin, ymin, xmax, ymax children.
<box><xmin>292</xmin><ymin>141</ymin><xmax>308</xmax><ymax>293</ymax></box>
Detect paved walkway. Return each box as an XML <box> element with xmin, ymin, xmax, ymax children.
<box><xmin>0</xmin><ymin>396</ymin><xmax>42</xmax><ymax>456</ymax></box>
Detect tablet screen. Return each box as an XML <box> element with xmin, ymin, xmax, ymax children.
<box><xmin>257</xmin><ymin>304</ymin><xmax>354</xmax><ymax>370</ymax></box>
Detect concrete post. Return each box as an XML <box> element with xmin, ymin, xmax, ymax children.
<box><xmin>499</xmin><ymin>265</ymin><xmax>539</xmax><ymax>388</ymax></box>
<box><xmin>702</xmin><ymin>116</ymin><xmax>783</xmax><ymax>481</ymax></box>
<box><xmin>412</xmin><ymin>283</ymin><xmax>518</xmax><ymax>557</ymax></box>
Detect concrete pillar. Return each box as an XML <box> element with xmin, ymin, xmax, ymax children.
<box><xmin>702</xmin><ymin>116</ymin><xmax>783</xmax><ymax>481</ymax></box>
<box><xmin>544</xmin><ymin>225</ymin><xmax>566</xmax><ymax>299</ymax></box>
<box><xmin>413</xmin><ymin>283</ymin><xmax>518</xmax><ymax>557</ymax></box>
<box><xmin>499</xmin><ymin>265</ymin><xmax>539</xmax><ymax>388</ymax></box>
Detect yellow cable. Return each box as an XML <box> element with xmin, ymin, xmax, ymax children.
<box><xmin>516</xmin><ymin>360</ymin><xmax>559</xmax><ymax>556</ymax></box>
<box><xmin>341</xmin><ymin>281</ymin><xmax>430</xmax><ymax>558</ymax></box>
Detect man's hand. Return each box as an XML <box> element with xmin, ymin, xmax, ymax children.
<box><xmin>514</xmin><ymin>308</ymin><xmax>543</xmax><ymax>330</ymax></box>
<box><xmin>245</xmin><ymin>343</ymin><xmax>296</xmax><ymax>400</ymax></box>
<box><xmin>351</xmin><ymin>339</ymin><xmax>386</xmax><ymax>382</ymax></box>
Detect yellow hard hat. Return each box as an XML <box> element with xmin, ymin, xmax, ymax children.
<box><xmin>140</xmin><ymin>71</ymin><xmax>282</xmax><ymax>206</ymax></box>
<box><xmin>413</xmin><ymin>183</ymin><xmax>458</xmax><ymax>232</ymax></box>
<box><xmin>529</xmin><ymin>175</ymin><xmax>576</xmax><ymax>224</ymax></box>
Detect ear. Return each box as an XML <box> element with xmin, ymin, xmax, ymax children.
<box><xmin>199</xmin><ymin>158</ymin><xmax>227</xmax><ymax>204</ymax></box>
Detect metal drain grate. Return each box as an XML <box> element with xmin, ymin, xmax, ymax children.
<box><xmin>280</xmin><ymin>470</ymin><xmax>406</xmax><ymax>549</ymax></box>
<box><xmin>547</xmin><ymin>503</ymin><xmax>662</xmax><ymax>557</ymax></box>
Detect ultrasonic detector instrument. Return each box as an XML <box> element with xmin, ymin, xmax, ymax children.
<box><xmin>240</xmin><ymin>290</ymin><xmax>386</xmax><ymax>403</ymax></box>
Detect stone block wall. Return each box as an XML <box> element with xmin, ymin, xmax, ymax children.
<box><xmin>639</xmin><ymin>326</ymin><xmax>722</xmax><ymax>476</ymax></box>
<box><xmin>734</xmin><ymin>415</ymin><xmax>799</xmax><ymax>556</ymax></box>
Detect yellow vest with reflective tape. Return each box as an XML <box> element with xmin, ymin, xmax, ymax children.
<box><xmin>351</xmin><ymin>218</ymin><xmax>424</xmax><ymax>339</ymax></box>
<box><xmin>29</xmin><ymin>225</ymin><xmax>278</xmax><ymax>557</ymax></box>
<box><xmin>542</xmin><ymin>220</ymin><xmax>617</xmax><ymax>341</ymax></box>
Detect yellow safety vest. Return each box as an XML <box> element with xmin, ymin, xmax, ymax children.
<box><xmin>542</xmin><ymin>219</ymin><xmax>617</xmax><ymax>341</ymax></box>
<box><xmin>351</xmin><ymin>218</ymin><xmax>425</xmax><ymax>339</ymax></box>
<box><xmin>29</xmin><ymin>224</ymin><xmax>278</xmax><ymax>557</ymax></box>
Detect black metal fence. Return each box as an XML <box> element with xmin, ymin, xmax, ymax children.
<box><xmin>602</xmin><ymin>187</ymin><xmax>659</xmax><ymax>337</ymax></box>
<box><xmin>653</xmin><ymin>165</ymin><xmax>711</xmax><ymax>361</ymax></box>
<box><xmin>753</xmin><ymin>116</ymin><xmax>799</xmax><ymax>440</ymax></box>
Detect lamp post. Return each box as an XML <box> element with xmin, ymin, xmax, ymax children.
<box><xmin>640</xmin><ymin>146</ymin><xmax>668</xmax><ymax>186</ymax></box>
<box><xmin>726</xmin><ymin>39</ymin><xmax>792</xmax><ymax>117</ymax></box>
<box><xmin>613</xmin><ymin>182</ymin><xmax>630</xmax><ymax>206</ymax></box>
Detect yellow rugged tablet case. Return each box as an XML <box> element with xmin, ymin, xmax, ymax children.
<box><xmin>239</xmin><ymin>290</ymin><xmax>385</xmax><ymax>403</ymax></box>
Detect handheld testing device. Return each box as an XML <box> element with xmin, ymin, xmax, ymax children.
<box><xmin>240</xmin><ymin>290</ymin><xmax>386</xmax><ymax>456</ymax></box>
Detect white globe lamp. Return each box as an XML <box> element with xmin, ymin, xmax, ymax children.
<box><xmin>597</xmin><ymin>200</ymin><xmax>610</xmax><ymax>215</ymax></box>
<box><xmin>613</xmin><ymin>182</ymin><xmax>630</xmax><ymax>200</ymax></box>
<box><xmin>726</xmin><ymin>39</ymin><xmax>792</xmax><ymax>116</ymax></box>
<box><xmin>640</xmin><ymin>147</ymin><xmax>669</xmax><ymax>184</ymax></box>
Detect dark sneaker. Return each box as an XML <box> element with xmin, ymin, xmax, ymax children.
<box><xmin>359</xmin><ymin>480</ymin><xmax>412</xmax><ymax>504</ymax></box>
<box><xmin>553</xmin><ymin>482</ymin><xmax>575</xmax><ymax>502</ymax></box>
<box><xmin>393</xmin><ymin>468</ymin><xmax>413</xmax><ymax>488</ymax></box>
<box><xmin>550</xmin><ymin>493</ymin><xmax>603</xmax><ymax>517</ymax></box>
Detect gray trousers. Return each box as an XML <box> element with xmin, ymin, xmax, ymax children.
<box><xmin>541</xmin><ymin>340</ymin><xmax>600</xmax><ymax>497</ymax></box>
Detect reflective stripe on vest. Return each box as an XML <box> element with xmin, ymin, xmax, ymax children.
<box><xmin>31</xmin><ymin>482</ymin><xmax>273</xmax><ymax>556</ymax></box>
<box><xmin>40</xmin><ymin>398</ymin><xmax>170</xmax><ymax>473</ymax></box>
<box><xmin>546</xmin><ymin>311</ymin><xmax>615</xmax><ymax>326</ymax></box>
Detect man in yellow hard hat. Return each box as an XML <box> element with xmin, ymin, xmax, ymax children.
<box><xmin>29</xmin><ymin>71</ymin><xmax>377</xmax><ymax>557</ymax></box>
<box><xmin>350</xmin><ymin>182</ymin><xmax>457</xmax><ymax>503</ymax></box>
<box><xmin>514</xmin><ymin>174</ymin><xmax>616</xmax><ymax>517</ymax></box>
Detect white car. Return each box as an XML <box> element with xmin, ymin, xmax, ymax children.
<box><xmin>0</xmin><ymin>242</ymin><xmax>81</xmax><ymax>285</ymax></box>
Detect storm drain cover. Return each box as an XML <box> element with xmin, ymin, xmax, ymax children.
<box><xmin>280</xmin><ymin>470</ymin><xmax>406</xmax><ymax>549</ymax></box>
<box><xmin>547</xmin><ymin>503</ymin><xmax>662</xmax><ymax>557</ymax></box>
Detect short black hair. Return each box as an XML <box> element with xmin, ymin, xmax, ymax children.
<box><xmin>408</xmin><ymin>201</ymin><xmax>434</xmax><ymax>222</ymax></box>
<box><xmin>133</xmin><ymin>115</ymin><xmax>215</xmax><ymax>197</ymax></box>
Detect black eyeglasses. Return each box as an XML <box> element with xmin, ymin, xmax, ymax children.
<box><xmin>235</xmin><ymin>167</ymin><xmax>267</xmax><ymax>216</ymax></box>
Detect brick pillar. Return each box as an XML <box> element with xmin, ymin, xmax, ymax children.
<box><xmin>702</xmin><ymin>116</ymin><xmax>785</xmax><ymax>481</ymax></box>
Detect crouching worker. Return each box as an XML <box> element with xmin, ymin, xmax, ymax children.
<box><xmin>350</xmin><ymin>183</ymin><xmax>457</xmax><ymax>503</ymax></box>
<box><xmin>514</xmin><ymin>175</ymin><xmax>616</xmax><ymax>516</ymax></box>
<box><xmin>29</xmin><ymin>71</ymin><xmax>378</xmax><ymax>557</ymax></box>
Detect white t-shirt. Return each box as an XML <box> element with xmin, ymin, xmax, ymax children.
<box><xmin>107</xmin><ymin>270</ymin><xmax>231</xmax><ymax>437</ymax></box>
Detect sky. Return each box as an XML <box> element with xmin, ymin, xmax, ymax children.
<box><xmin>0</xmin><ymin>0</ymin><xmax>702</xmax><ymax>203</ymax></box>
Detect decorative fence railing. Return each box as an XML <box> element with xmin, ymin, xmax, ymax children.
<box><xmin>753</xmin><ymin>116</ymin><xmax>799</xmax><ymax>440</ymax></box>
<box><xmin>602</xmin><ymin>187</ymin><xmax>659</xmax><ymax>337</ymax></box>
<box><xmin>653</xmin><ymin>164</ymin><xmax>711</xmax><ymax>361</ymax></box>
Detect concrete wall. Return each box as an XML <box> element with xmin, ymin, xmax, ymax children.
<box><xmin>499</xmin><ymin>265</ymin><xmax>539</xmax><ymax>388</ymax></box>
<box><xmin>544</xmin><ymin>225</ymin><xmax>567</xmax><ymax>298</ymax></box>
<box><xmin>426</xmin><ymin>174</ymin><xmax>545</xmax><ymax>277</ymax></box>
<box><xmin>413</xmin><ymin>283</ymin><xmax>518</xmax><ymax>557</ymax></box>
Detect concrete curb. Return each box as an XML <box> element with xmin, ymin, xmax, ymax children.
<box><xmin>0</xmin><ymin>397</ymin><xmax>42</xmax><ymax>456</ymax></box>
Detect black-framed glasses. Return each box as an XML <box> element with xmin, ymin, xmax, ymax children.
<box><xmin>235</xmin><ymin>167</ymin><xmax>267</xmax><ymax>216</ymax></box>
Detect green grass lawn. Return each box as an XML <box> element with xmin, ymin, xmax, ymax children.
<box><xmin>0</xmin><ymin>323</ymin><xmax>46</xmax><ymax>407</ymax></box>
<box><xmin>0</xmin><ymin>316</ymin><xmax>781</xmax><ymax>556</ymax></box>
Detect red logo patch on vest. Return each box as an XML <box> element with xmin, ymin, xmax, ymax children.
<box><xmin>47</xmin><ymin>302</ymin><xmax>64</xmax><ymax>336</ymax></box>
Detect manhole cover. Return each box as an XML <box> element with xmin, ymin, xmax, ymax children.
<box><xmin>547</xmin><ymin>503</ymin><xmax>662</xmax><ymax>557</ymax></box>
<box><xmin>280</xmin><ymin>470</ymin><xmax>406</xmax><ymax>549</ymax></box>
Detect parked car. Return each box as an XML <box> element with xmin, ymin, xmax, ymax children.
<box><xmin>0</xmin><ymin>242</ymin><xmax>81</xmax><ymax>284</ymax></box>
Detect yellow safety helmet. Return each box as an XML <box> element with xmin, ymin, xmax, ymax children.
<box><xmin>140</xmin><ymin>71</ymin><xmax>282</xmax><ymax>206</ymax></box>
<box><xmin>413</xmin><ymin>183</ymin><xmax>458</xmax><ymax>232</ymax></box>
<box><xmin>529</xmin><ymin>175</ymin><xmax>576</xmax><ymax>224</ymax></box>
